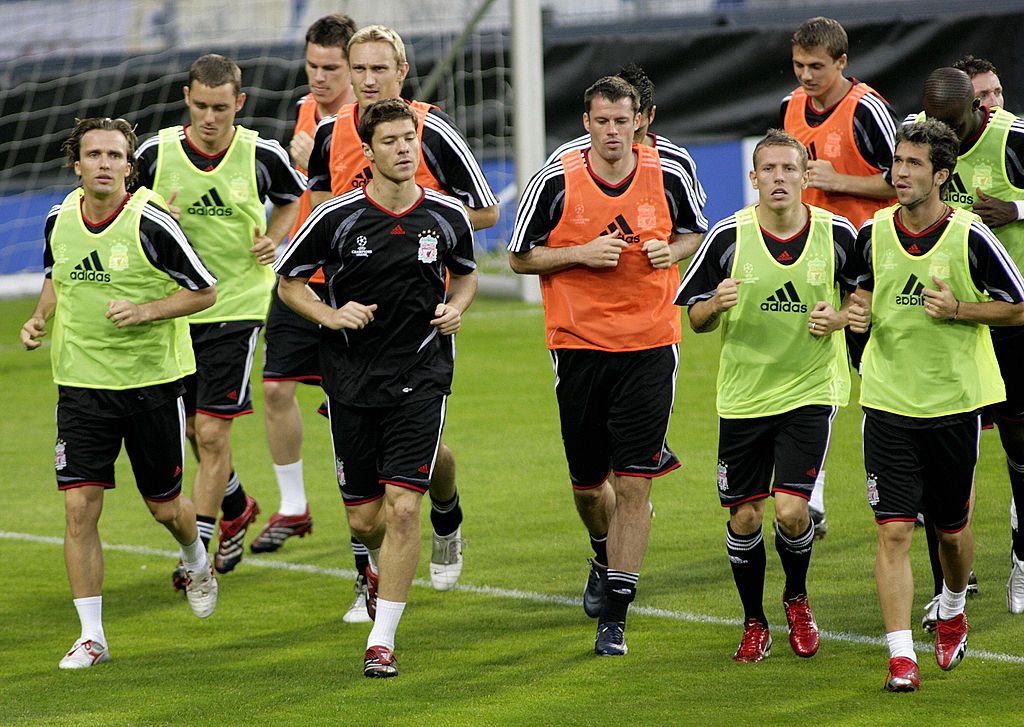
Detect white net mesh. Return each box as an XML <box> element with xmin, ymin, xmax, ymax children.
<box><xmin>0</xmin><ymin>0</ymin><xmax>519</xmax><ymax>290</ymax></box>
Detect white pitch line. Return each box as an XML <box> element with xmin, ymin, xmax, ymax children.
<box><xmin>5</xmin><ymin>530</ymin><xmax>1023</xmax><ymax>665</ymax></box>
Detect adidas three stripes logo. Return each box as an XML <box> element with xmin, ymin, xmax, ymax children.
<box><xmin>187</xmin><ymin>187</ymin><xmax>233</xmax><ymax>217</ymax></box>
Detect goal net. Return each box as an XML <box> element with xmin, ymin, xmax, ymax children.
<box><xmin>0</xmin><ymin>0</ymin><xmax>524</xmax><ymax>297</ymax></box>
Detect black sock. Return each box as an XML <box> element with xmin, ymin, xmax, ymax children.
<box><xmin>429</xmin><ymin>491</ymin><xmax>462</xmax><ymax>537</ymax></box>
<box><xmin>351</xmin><ymin>537</ymin><xmax>370</xmax><ymax>574</ymax></box>
<box><xmin>1007</xmin><ymin>457</ymin><xmax>1024</xmax><ymax>560</ymax></box>
<box><xmin>924</xmin><ymin>512</ymin><xmax>944</xmax><ymax>596</ymax></box>
<box><xmin>589</xmin><ymin>533</ymin><xmax>608</xmax><ymax>566</ymax></box>
<box><xmin>600</xmin><ymin>569</ymin><xmax>638</xmax><ymax>624</ymax></box>
<box><xmin>221</xmin><ymin>471</ymin><xmax>247</xmax><ymax>521</ymax></box>
<box><xmin>727</xmin><ymin>522</ymin><xmax>767</xmax><ymax>625</ymax></box>
<box><xmin>196</xmin><ymin>515</ymin><xmax>216</xmax><ymax>551</ymax></box>
<box><xmin>774</xmin><ymin>521</ymin><xmax>814</xmax><ymax>598</ymax></box>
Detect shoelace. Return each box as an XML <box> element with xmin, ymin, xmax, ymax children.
<box><xmin>737</xmin><ymin>623</ymin><xmax>767</xmax><ymax>656</ymax></box>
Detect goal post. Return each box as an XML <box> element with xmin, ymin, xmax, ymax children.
<box><xmin>0</xmin><ymin>0</ymin><xmax>548</xmax><ymax>301</ymax></box>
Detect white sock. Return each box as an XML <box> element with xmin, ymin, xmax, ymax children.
<box><xmin>809</xmin><ymin>469</ymin><xmax>826</xmax><ymax>513</ymax></box>
<box><xmin>273</xmin><ymin>460</ymin><xmax>307</xmax><ymax>516</ymax></box>
<box><xmin>939</xmin><ymin>581</ymin><xmax>968</xmax><ymax>620</ymax></box>
<box><xmin>367</xmin><ymin>598</ymin><xmax>406</xmax><ymax>651</ymax></box>
<box><xmin>368</xmin><ymin>547</ymin><xmax>381</xmax><ymax>572</ymax></box>
<box><xmin>180</xmin><ymin>536</ymin><xmax>209</xmax><ymax>573</ymax></box>
<box><xmin>73</xmin><ymin>596</ymin><xmax>105</xmax><ymax>645</ymax></box>
<box><xmin>885</xmin><ymin>630</ymin><xmax>916</xmax><ymax>661</ymax></box>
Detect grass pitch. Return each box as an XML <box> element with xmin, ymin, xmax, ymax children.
<box><xmin>2</xmin><ymin>294</ymin><xmax>1022</xmax><ymax>726</ymax></box>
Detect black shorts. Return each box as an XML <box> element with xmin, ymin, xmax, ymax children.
<box><xmin>55</xmin><ymin>386</ymin><xmax>186</xmax><ymax>501</ymax></box>
<box><xmin>327</xmin><ymin>395</ymin><xmax>446</xmax><ymax>505</ymax></box>
<box><xmin>552</xmin><ymin>346</ymin><xmax>680</xmax><ymax>489</ymax></box>
<box><xmin>183</xmin><ymin>322</ymin><xmax>261</xmax><ymax>418</ymax></box>
<box><xmin>262</xmin><ymin>284</ymin><xmax>322</xmax><ymax>384</ymax></box>
<box><xmin>863</xmin><ymin>409</ymin><xmax>978</xmax><ymax>531</ymax></box>
<box><xmin>988</xmin><ymin>327</ymin><xmax>1024</xmax><ymax>421</ymax></box>
<box><xmin>716</xmin><ymin>405</ymin><xmax>836</xmax><ymax>508</ymax></box>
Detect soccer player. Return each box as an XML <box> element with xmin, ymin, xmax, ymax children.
<box><xmin>252</xmin><ymin>13</ymin><xmax>372</xmax><ymax>624</ymax></box>
<box><xmin>848</xmin><ymin>119</ymin><xmax>1024</xmax><ymax>691</ymax></box>
<box><xmin>134</xmin><ymin>54</ymin><xmax>305</xmax><ymax>581</ymax></box>
<box><xmin>540</xmin><ymin>64</ymin><xmax>708</xmax><ymax>628</ymax></box>
<box><xmin>953</xmin><ymin>55</ymin><xmax>1004</xmax><ymax>110</ymax></box>
<box><xmin>20</xmin><ymin>117</ymin><xmax>219</xmax><ymax>668</ymax></box>
<box><xmin>306</xmin><ymin>24</ymin><xmax>499</xmax><ymax>593</ymax></box>
<box><xmin>912</xmin><ymin>67</ymin><xmax>1024</xmax><ymax>618</ymax></box>
<box><xmin>676</xmin><ymin>129</ymin><xmax>861</xmax><ymax>662</ymax></box>
<box><xmin>782</xmin><ymin>15</ymin><xmax>899</xmax><ymax>536</ymax></box>
<box><xmin>275</xmin><ymin>99</ymin><xmax>478</xmax><ymax>678</ymax></box>
<box><xmin>509</xmin><ymin>75</ymin><xmax>707</xmax><ymax>656</ymax></box>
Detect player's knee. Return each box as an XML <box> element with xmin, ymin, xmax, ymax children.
<box><xmin>935</xmin><ymin>527</ymin><xmax>970</xmax><ymax>549</ymax></box>
<box><xmin>431</xmin><ymin>444</ymin><xmax>455</xmax><ymax>483</ymax></box>
<box><xmin>387</xmin><ymin>493</ymin><xmax>421</xmax><ymax>523</ymax></box>
<box><xmin>573</xmin><ymin>482</ymin><xmax>607</xmax><ymax>507</ymax></box>
<box><xmin>148</xmin><ymin>499</ymin><xmax>179</xmax><ymax>526</ymax></box>
<box><xmin>64</xmin><ymin>493</ymin><xmax>101</xmax><ymax>537</ymax></box>
<box><xmin>729</xmin><ymin>502</ymin><xmax>763</xmax><ymax>534</ymax></box>
<box><xmin>774</xmin><ymin>499</ymin><xmax>809</xmax><ymax>534</ymax></box>
<box><xmin>345</xmin><ymin>504</ymin><xmax>381</xmax><ymax>540</ymax></box>
<box><xmin>877</xmin><ymin>523</ymin><xmax>914</xmax><ymax>552</ymax></box>
<box><xmin>262</xmin><ymin>380</ymin><xmax>296</xmax><ymax>411</ymax></box>
<box><xmin>194</xmin><ymin>419</ymin><xmax>231</xmax><ymax>455</ymax></box>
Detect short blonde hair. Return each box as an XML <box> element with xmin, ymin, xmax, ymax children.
<box><xmin>348</xmin><ymin>24</ymin><xmax>407</xmax><ymax>66</ymax></box>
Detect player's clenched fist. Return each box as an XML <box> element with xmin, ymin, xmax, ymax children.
<box><xmin>326</xmin><ymin>301</ymin><xmax>378</xmax><ymax>330</ymax></box>
<box><xmin>579</xmin><ymin>231</ymin><xmax>628</xmax><ymax>268</ymax></box>
<box><xmin>847</xmin><ymin>292</ymin><xmax>870</xmax><ymax>333</ymax></box>
<box><xmin>713</xmin><ymin>278</ymin><xmax>742</xmax><ymax>313</ymax></box>
<box><xmin>21</xmin><ymin>316</ymin><xmax>47</xmax><ymax>350</ymax></box>
<box><xmin>643</xmin><ymin>239</ymin><xmax>673</xmax><ymax>269</ymax></box>
<box><xmin>431</xmin><ymin>303</ymin><xmax>462</xmax><ymax>335</ymax></box>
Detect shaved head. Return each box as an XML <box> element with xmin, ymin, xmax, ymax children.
<box><xmin>922</xmin><ymin>68</ymin><xmax>976</xmax><ymax>123</ymax></box>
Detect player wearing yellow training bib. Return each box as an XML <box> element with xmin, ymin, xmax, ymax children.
<box><xmin>678</xmin><ymin>129</ymin><xmax>860</xmax><ymax>665</ymax></box>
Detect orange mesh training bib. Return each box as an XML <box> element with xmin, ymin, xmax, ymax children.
<box><xmin>328</xmin><ymin>100</ymin><xmax>442</xmax><ymax>196</ymax></box>
<box><xmin>784</xmin><ymin>83</ymin><xmax>896</xmax><ymax>228</ymax></box>
<box><xmin>543</xmin><ymin>144</ymin><xmax>680</xmax><ymax>351</ymax></box>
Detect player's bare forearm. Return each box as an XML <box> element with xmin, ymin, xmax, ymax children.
<box><xmin>509</xmin><ymin>234</ymin><xmax>626</xmax><ymax>275</ymax></box>
<box><xmin>21</xmin><ymin>278</ymin><xmax>57</xmax><ymax>349</ymax></box>
<box><xmin>838</xmin><ymin>172</ymin><xmax>894</xmax><ymax>200</ymax></box>
<box><xmin>688</xmin><ymin>278</ymin><xmax>741</xmax><ymax>333</ymax></box>
<box><xmin>687</xmin><ymin>298</ymin><xmax>722</xmax><ymax>333</ymax></box>
<box><xmin>30</xmin><ymin>278</ymin><xmax>57</xmax><ymax>322</ymax></box>
<box><xmin>509</xmin><ymin>246</ymin><xmax>579</xmax><ymax>275</ymax></box>
<box><xmin>952</xmin><ymin>300</ymin><xmax>1024</xmax><ymax>327</ymax></box>
<box><xmin>277</xmin><ymin>275</ymin><xmax>332</xmax><ymax>325</ymax></box>
<box><xmin>266</xmin><ymin>201</ymin><xmax>300</xmax><ymax>247</ymax></box>
<box><xmin>669</xmin><ymin>232</ymin><xmax>704</xmax><ymax>264</ymax></box>
<box><xmin>110</xmin><ymin>286</ymin><xmax>217</xmax><ymax>328</ymax></box>
<box><xmin>445</xmin><ymin>270</ymin><xmax>479</xmax><ymax>314</ymax></box>
<box><xmin>465</xmin><ymin>204</ymin><xmax>499</xmax><ymax>231</ymax></box>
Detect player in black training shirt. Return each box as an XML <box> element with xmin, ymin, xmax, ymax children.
<box><xmin>275</xmin><ymin>99</ymin><xmax>477</xmax><ymax>679</ymax></box>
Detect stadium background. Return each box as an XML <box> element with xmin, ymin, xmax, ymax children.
<box><xmin>5</xmin><ymin>2</ymin><xmax>1024</xmax><ymax>719</ymax></box>
<box><xmin>2</xmin><ymin>0</ymin><xmax>1023</xmax><ymax>289</ymax></box>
